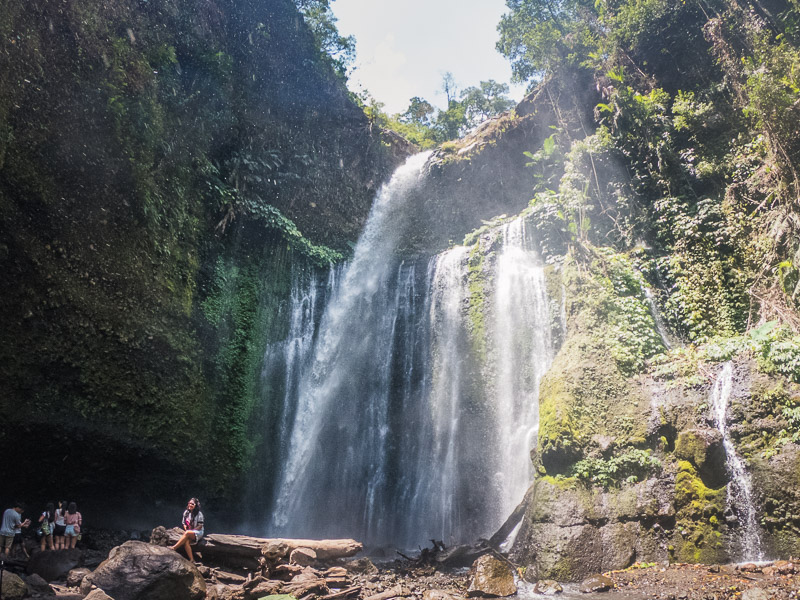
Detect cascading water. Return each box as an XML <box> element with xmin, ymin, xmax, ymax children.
<box><xmin>264</xmin><ymin>153</ymin><xmax>556</xmax><ymax>548</ymax></box>
<box><xmin>492</xmin><ymin>218</ymin><xmax>554</xmax><ymax>522</ymax></box>
<box><xmin>710</xmin><ymin>362</ymin><xmax>764</xmax><ymax>561</ymax></box>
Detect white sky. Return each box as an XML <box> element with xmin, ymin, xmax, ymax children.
<box><xmin>331</xmin><ymin>0</ymin><xmax>528</xmax><ymax>114</ymax></box>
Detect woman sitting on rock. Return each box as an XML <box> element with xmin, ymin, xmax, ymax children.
<box><xmin>171</xmin><ymin>498</ymin><xmax>204</xmax><ymax>563</ymax></box>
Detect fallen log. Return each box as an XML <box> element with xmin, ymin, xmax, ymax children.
<box><xmin>152</xmin><ymin>527</ymin><xmax>362</xmax><ymax>568</ymax></box>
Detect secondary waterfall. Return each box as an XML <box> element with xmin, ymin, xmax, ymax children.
<box><xmin>264</xmin><ymin>153</ymin><xmax>556</xmax><ymax>548</ymax></box>
<box><xmin>710</xmin><ymin>362</ymin><xmax>764</xmax><ymax>561</ymax></box>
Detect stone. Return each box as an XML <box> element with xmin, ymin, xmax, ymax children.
<box><xmin>85</xmin><ymin>590</ymin><xmax>115</xmax><ymax>600</ymax></box>
<box><xmin>674</xmin><ymin>429</ymin><xmax>726</xmax><ymax>485</ymax></box>
<box><xmin>262</xmin><ymin>542</ymin><xmax>290</xmax><ymax>562</ymax></box>
<box><xmin>534</xmin><ymin>580</ymin><xmax>563</xmax><ymax>595</ymax></box>
<box><xmin>1</xmin><ymin>570</ymin><xmax>29</xmax><ymax>600</ymax></box>
<box><xmin>67</xmin><ymin>567</ymin><xmax>92</xmax><ymax>588</ymax></box>
<box><xmin>579</xmin><ymin>575</ymin><xmax>614</xmax><ymax>593</ymax></box>
<box><xmin>423</xmin><ymin>590</ymin><xmax>462</xmax><ymax>600</ymax></box>
<box><xmin>82</xmin><ymin>540</ymin><xmax>205</xmax><ymax>600</ymax></box>
<box><xmin>289</xmin><ymin>547</ymin><xmax>317</xmax><ymax>566</ymax></box>
<box><xmin>741</xmin><ymin>589</ymin><xmax>769</xmax><ymax>600</ymax></box>
<box><xmin>25</xmin><ymin>573</ymin><xmax>54</xmax><ymax>595</ymax></box>
<box><xmin>26</xmin><ymin>548</ymin><xmax>82</xmax><ymax>582</ymax></box>
<box><xmin>466</xmin><ymin>555</ymin><xmax>517</xmax><ymax>598</ymax></box>
<box><xmin>343</xmin><ymin>558</ymin><xmax>378</xmax><ymax>575</ymax></box>
<box><xmin>244</xmin><ymin>581</ymin><xmax>283</xmax><ymax>599</ymax></box>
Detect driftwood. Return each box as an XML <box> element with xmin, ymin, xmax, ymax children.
<box><xmin>155</xmin><ymin>527</ymin><xmax>362</xmax><ymax>568</ymax></box>
<box><xmin>363</xmin><ymin>585</ymin><xmax>407</xmax><ymax>600</ymax></box>
<box><xmin>487</xmin><ymin>487</ymin><xmax>533</xmax><ymax>548</ymax></box>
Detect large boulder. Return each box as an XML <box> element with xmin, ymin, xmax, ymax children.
<box><xmin>674</xmin><ymin>429</ymin><xmax>726</xmax><ymax>486</ymax></box>
<box><xmin>466</xmin><ymin>555</ymin><xmax>517</xmax><ymax>597</ymax></box>
<box><xmin>1</xmin><ymin>570</ymin><xmax>29</xmax><ymax>600</ymax></box>
<box><xmin>24</xmin><ymin>573</ymin><xmax>54</xmax><ymax>596</ymax></box>
<box><xmin>82</xmin><ymin>541</ymin><xmax>205</xmax><ymax>600</ymax></box>
<box><xmin>26</xmin><ymin>548</ymin><xmax>82</xmax><ymax>581</ymax></box>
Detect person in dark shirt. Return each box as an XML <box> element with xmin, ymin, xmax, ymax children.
<box><xmin>170</xmin><ymin>498</ymin><xmax>204</xmax><ymax>562</ymax></box>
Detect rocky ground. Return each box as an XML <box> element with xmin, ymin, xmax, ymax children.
<box><xmin>5</xmin><ymin>532</ymin><xmax>799</xmax><ymax>600</ymax></box>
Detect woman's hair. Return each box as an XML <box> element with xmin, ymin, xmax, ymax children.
<box><xmin>59</xmin><ymin>500</ymin><xmax>67</xmax><ymax>512</ymax></box>
<box><xmin>67</xmin><ymin>502</ymin><xmax>77</xmax><ymax>515</ymax></box>
<box><xmin>189</xmin><ymin>498</ymin><xmax>201</xmax><ymax>517</ymax></box>
<box><xmin>46</xmin><ymin>502</ymin><xmax>55</xmax><ymax>521</ymax></box>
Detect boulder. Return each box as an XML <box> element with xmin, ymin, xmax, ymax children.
<box><xmin>85</xmin><ymin>590</ymin><xmax>115</xmax><ymax>600</ymax></box>
<box><xmin>82</xmin><ymin>540</ymin><xmax>205</xmax><ymax>600</ymax></box>
<box><xmin>262</xmin><ymin>542</ymin><xmax>290</xmax><ymax>562</ymax></box>
<box><xmin>25</xmin><ymin>573</ymin><xmax>54</xmax><ymax>596</ymax></box>
<box><xmin>26</xmin><ymin>548</ymin><xmax>82</xmax><ymax>581</ymax></box>
<box><xmin>674</xmin><ymin>429</ymin><xmax>726</xmax><ymax>485</ymax></box>
<box><xmin>1</xmin><ymin>570</ymin><xmax>29</xmax><ymax>600</ymax></box>
<box><xmin>578</xmin><ymin>575</ymin><xmax>614</xmax><ymax>593</ymax></box>
<box><xmin>67</xmin><ymin>567</ymin><xmax>92</xmax><ymax>588</ymax></box>
<box><xmin>742</xmin><ymin>589</ymin><xmax>769</xmax><ymax>600</ymax></box>
<box><xmin>533</xmin><ymin>580</ymin><xmax>563</xmax><ymax>595</ymax></box>
<box><xmin>289</xmin><ymin>547</ymin><xmax>317</xmax><ymax>566</ymax></box>
<box><xmin>342</xmin><ymin>558</ymin><xmax>378</xmax><ymax>575</ymax></box>
<box><xmin>467</xmin><ymin>555</ymin><xmax>517</xmax><ymax>598</ymax></box>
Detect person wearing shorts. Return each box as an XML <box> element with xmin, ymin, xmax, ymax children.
<box><xmin>64</xmin><ymin>502</ymin><xmax>82</xmax><ymax>549</ymax></box>
<box><xmin>54</xmin><ymin>500</ymin><xmax>68</xmax><ymax>549</ymax></box>
<box><xmin>1</xmin><ymin>503</ymin><xmax>31</xmax><ymax>557</ymax></box>
<box><xmin>170</xmin><ymin>498</ymin><xmax>204</xmax><ymax>563</ymax></box>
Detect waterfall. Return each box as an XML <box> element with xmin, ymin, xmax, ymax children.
<box><xmin>492</xmin><ymin>218</ymin><xmax>554</xmax><ymax>522</ymax></box>
<box><xmin>643</xmin><ymin>285</ymin><xmax>671</xmax><ymax>350</ymax></box>
<box><xmin>710</xmin><ymin>362</ymin><xmax>763</xmax><ymax>561</ymax></box>
<box><xmin>264</xmin><ymin>154</ymin><xmax>556</xmax><ymax>548</ymax></box>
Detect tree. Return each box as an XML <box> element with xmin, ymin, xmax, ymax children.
<box><xmin>294</xmin><ymin>0</ymin><xmax>355</xmax><ymax>79</ymax></box>
<box><xmin>460</xmin><ymin>80</ymin><xmax>516</xmax><ymax>129</ymax></box>
<box><xmin>496</xmin><ymin>0</ymin><xmax>598</xmax><ymax>81</ymax></box>
<box><xmin>400</xmin><ymin>97</ymin><xmax>435</xmax><ymax>127</ymax></box>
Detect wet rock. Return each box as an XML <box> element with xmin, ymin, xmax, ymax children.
<box><xmin>67</xmin><ymin>567</ymin><xmax>92</xmax><ymax>587</ymax></box>
<box><xmin>290</xmin><ymin>547</ymin><xmax>317</xmax><ymax>566</ymax></box>
<box><xmin>25</xmin><ymin>573</ymin><xmax>54</xmax><ymax>595</ymax></box>
<box><xmin>534</xmin><ymin>580</ymin><xmax>563</xmax><ymax>595</ymax></box>
<box><xmin>1</xmin><ymin>571</ymin><xmax>29</xmax><ymax>600</ymax></box>
<box><xmin>466</xmin><ymin>555</ymin><xmax>517</xmax><ymax>598</ymax></box>
<box><xmin>26</xmin><ymin>548</ymin><xmax>82</xmax><ymax>581</ymax></box>
<box><xmin>82</xmin><ymin>540</ymin><xmax>205</xmax><ymax>600</ymax></box>
<box><xmin>579</xmin><ymin>574</ymin><xmax>614</xmax><ymax>593</ymax></box>
<box><xmin>674</xmin><ymin>429</ymin><xmax>725</xmax><ymax>486</ymax></box>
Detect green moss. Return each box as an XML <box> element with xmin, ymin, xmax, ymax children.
<box><xmin>672</xmin><ymin>461</ymin><xmax>727</xmax><ymax>563</ymax></box>
<box><xmin>466</xmin><ymin>242</ymin><xmax>490</xmax><ymax>364</ymax></box>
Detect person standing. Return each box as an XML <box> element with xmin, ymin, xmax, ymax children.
<box><xmin>38</xmin><ymin>503</ymin><xmax>56</xmax><ymax>551</ymax></box>
<box><xmin>64</xmin><ymin>502</ymin><xmax>82</xmax><ymax>549</ymax></box>
<box><xmin>1</xmin><ymin>503</ymin><xmax>31</xmax><ymax>558</ymax></box>
<box><xmin>53</xmin><ymin>500</ymin><xmax>67</xmax><ymax>550</ymax></box>
<box><xmin>170</xmin><ymin>498</ymin><xmax>204</xmax><ymax>563</ymax></box>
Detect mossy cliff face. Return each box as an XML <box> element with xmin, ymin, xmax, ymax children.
<box><xmin>506</xmin><ymin>247</ymin><xmax>800</xmax><ymax>579</ymax></box>
<box><xmin>0</xmin><ymin>0</ymin><xmax>400</xmax><ymax>514</ymax></box>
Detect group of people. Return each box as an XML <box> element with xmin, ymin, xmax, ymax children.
<box><xmin>0</xmin><ymin>497</ymin><xmax>203</xmax><ymax>563</ymax></box>
<box><xmin>0</xmin><ymin>501</ymin><xmax>83</xmax><ymax>558</ymax></box>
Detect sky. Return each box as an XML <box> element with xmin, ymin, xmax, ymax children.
<box><xmin>330</xmin><ymin>0</ymin><xmax>529</xmax><ymax>115</ymax></box>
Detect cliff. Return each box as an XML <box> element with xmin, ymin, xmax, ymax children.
<box><xmin>0</xmin><ymin>0</ymin><xmax>401</xmax><ymax>517</ymax></box>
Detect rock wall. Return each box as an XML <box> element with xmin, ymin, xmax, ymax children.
<box><xmin>0</xmin><ymin>0</ymin><xmax>401</xmax><ymax>517</ymax></box>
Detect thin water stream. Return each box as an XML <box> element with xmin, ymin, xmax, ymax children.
<box><xmin>710</xmin><ymin>362</ymin><xmax>764</xmax><ymax>561</ymax></box>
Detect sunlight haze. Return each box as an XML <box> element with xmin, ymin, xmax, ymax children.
<box><xmin>331</xmin><ymin>0</ymin><xmax>527</xmax><ymax>114</ymax></box>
